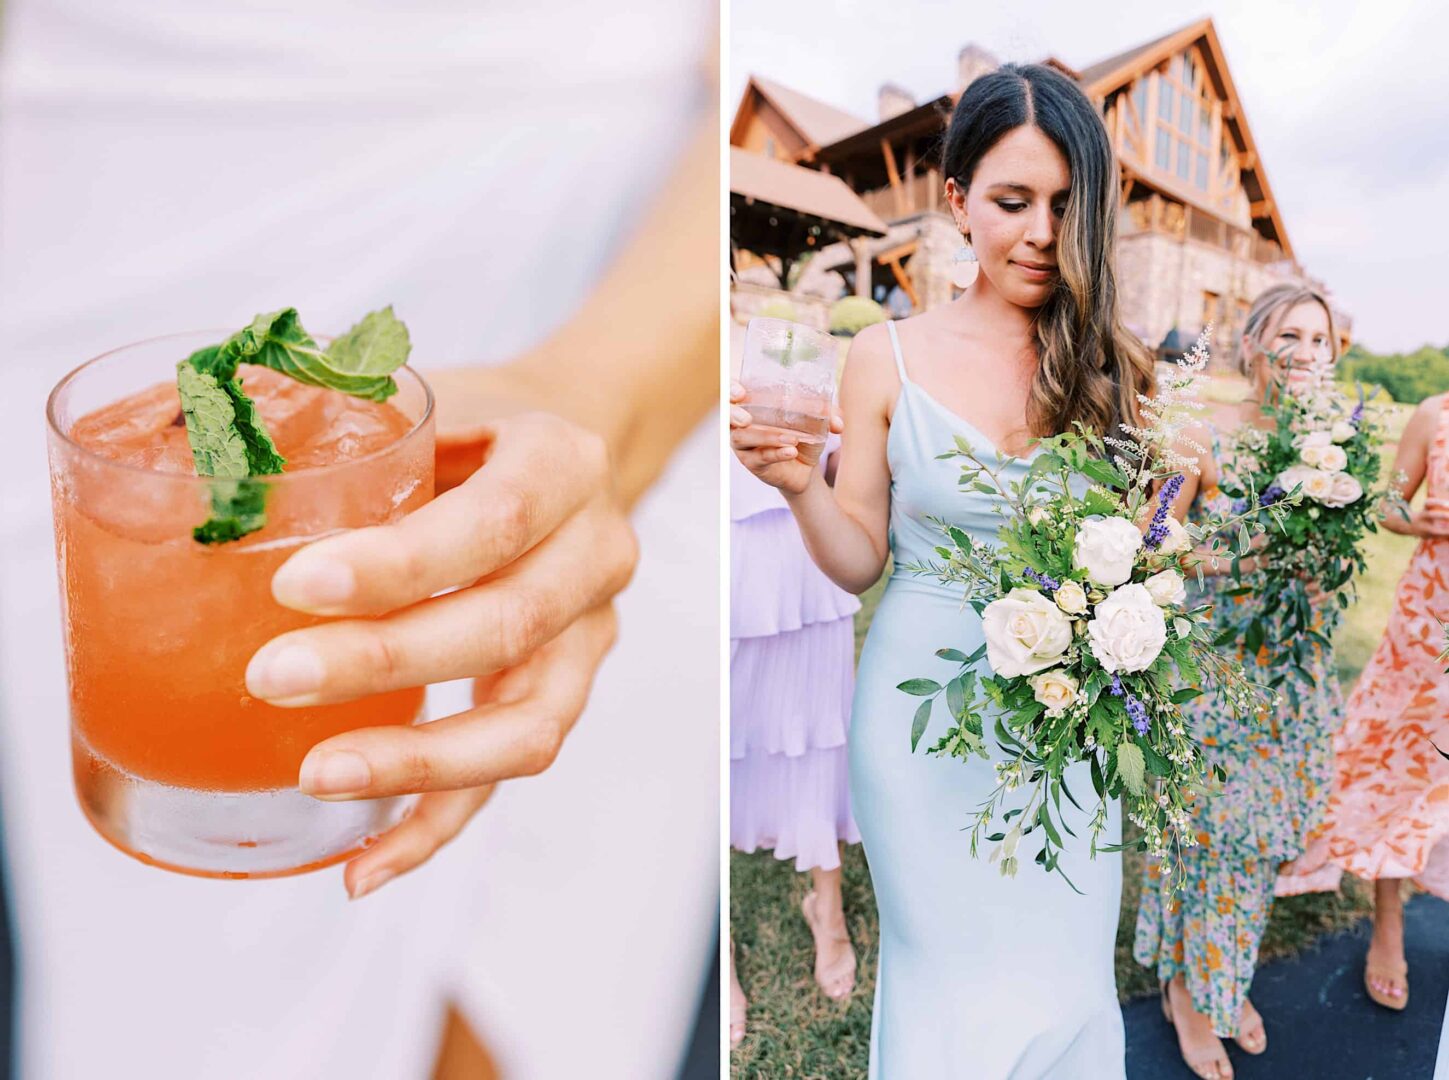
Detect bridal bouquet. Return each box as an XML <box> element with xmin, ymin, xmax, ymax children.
<box><xmin>1216</xmin><ymin>350</ymin><xmax>1397</xmax><ymax>682</ymax></box>
<box><xmin>899</xmin><ymin>331</ymin><xmax>1288</xmax><ymax>888</ymax></box>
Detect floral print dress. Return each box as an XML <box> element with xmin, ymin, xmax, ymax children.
<box><xmin>1281</xmin><ymin>392</ymin><xmax>1449</xmax><ymax>898</ymax></box>
<box><xmin>1133</xmin><ymin>425</ymin><xmax>1341</xmax><ymax>1037</ymax></box>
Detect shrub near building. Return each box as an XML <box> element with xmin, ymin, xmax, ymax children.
<box><xmin>829</xmin><ymin>296</ymin><xmax>887</xmax><ymax>337</ymax></box>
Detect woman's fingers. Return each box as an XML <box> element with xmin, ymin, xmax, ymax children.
<box><xmin>730</xmin><ymin>405</ymin><xmax>752</xmax><ymax>429</ymax></box>
<box><xmin>731</xmin><ymin>425</ymin><xmax>799</xmax><ymax>450</ymax></box>
<box><xmin>730</xmin><ymin>380</ymin><xmax>746</xmax><ymax>404</ymax></box>
<box><xmin>829</xmin><ymin>409</ymin><xmax>845</xmax><ymax>434</ymax></box>
<box><xmin>343</xmin><ymin>785</ymin><xmax>496</xmax><ymax>900</ymax></box>
<box><xmin>247</xmin><ymin>508</ymin><xmax>635</xmax><ymax>706</ymax></box>
<box><xmin>271</xmin><ymin>412</ymin><xmax>609</xmax><ymax>617</ymax></box>
<box><xmin>298</xmin><ymin>605</ymin><xmax>617</xmax><ymax>800</ymax></box>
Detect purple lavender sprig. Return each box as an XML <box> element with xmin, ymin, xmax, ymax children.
<box><xmin>1142</xmin><ymin>474</ymin><xmax>1185</xmax><ymax>550</ymax></box>
<box><xmin>1258</xmin><ymin>484</ymin><xmax>1286</xmax><ymax>507</ymax></box>
<box><xmin>1110</xmin><ymin>674</ymin><xmax>1151</xmax><ymax>735</ymax></box>
<box><xmin>1024</xmin><ymin>568</ymin><xmax>1060</xmax><ymax>594</ymax></box>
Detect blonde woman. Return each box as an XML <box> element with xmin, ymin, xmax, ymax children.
<box><xmin>1134</xmin><ymin>284</ymin><xmax>1343</xmax><ymax>1079</ymax></box>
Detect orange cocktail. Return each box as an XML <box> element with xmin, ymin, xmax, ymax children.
<box><xmin>46</xmin><ymin>334</ymin><xmax>434</xmax><ymax>878</ymax></box>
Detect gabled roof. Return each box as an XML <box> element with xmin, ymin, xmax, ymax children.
<box><xmin>731</xmin><ymin>75</ymin><xmax>869</xmax><ymax>153</ymax></box>
<box><xmin>729</xmin><ymin>147</ymin><xmax>888</xmax><ymax>237</ymax></box>
<box><xmin>1075</xmin><ymin>26</ymin><xmax>1184</xmax><ymax>88</ymax></box>
<box><xmin>1075</xmin><ymin>17</ymin><xmax>1294</xmax><ymax>259</ymax></box>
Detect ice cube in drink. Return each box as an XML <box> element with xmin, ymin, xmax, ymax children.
<box><xmin>743</xmin><ymin>383</ymin><xmax>830</xmax><ymax>467</ymax></box>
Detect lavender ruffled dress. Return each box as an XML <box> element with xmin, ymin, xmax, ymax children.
<box><xmin>730</xmin><ymin>448</ymin><xmax>861</xmax><ymax>871</ymax></box>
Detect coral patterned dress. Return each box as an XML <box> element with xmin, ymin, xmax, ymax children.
<box><xmin>1281</xmin><ymin>393</ymin><xmax>1449</xmax><ymax>898</ymax></box>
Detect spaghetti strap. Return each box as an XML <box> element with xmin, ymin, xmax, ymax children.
<box><xmin>886</xmin><ymin>320</ymin><xmax>909</xmax><ymax>384</ymax></box>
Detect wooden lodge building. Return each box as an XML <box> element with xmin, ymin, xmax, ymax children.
<box><xmin>729</xmin><ymin>17</ymin><xmax>1351</xmax><ymax>363</ymax></box>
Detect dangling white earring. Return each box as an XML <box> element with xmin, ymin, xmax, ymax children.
<box><xmin>951</xmin><ymin>231</ymin><xmax>978</xmax><ymax>288</ymax></box>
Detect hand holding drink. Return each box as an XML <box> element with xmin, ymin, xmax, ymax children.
<box><xmin>731</xmin><ymin>317</ymin><xmax>843</xmax><ymax>492</ymax></box>
<box><xmin>736</xmin><ymin>317</ymin><xmax>836</xmax><ymax>461</ymax></box>
<box><xmin>48</xmin><ymin>308</ymin><xmax>637</xmax><ymax>894</ymax></box>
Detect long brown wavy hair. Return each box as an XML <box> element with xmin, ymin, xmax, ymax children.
<box><xmin>942</xmin><ymin>64</ymin><xmax>1155</xmax><ymax>440</ymax></box>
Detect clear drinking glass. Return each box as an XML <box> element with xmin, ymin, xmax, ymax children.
<box><xmin>46</xmin><ymin>332</ymin><xmax>435</xmax><ymax>878</ymax></box>
<box><xmin>739</xmin><ymin>317</ymin><xmax>838</xmax><ymax>466</ymax></box>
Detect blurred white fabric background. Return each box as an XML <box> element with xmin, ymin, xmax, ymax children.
<box><xmin>0</xmin><ymin>2</ymin><xmax>718</xmax><ymax>1076</ymax></box>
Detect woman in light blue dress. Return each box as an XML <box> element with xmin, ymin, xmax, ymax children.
<box><xmin>731</xmin><ymin>63</ymin><xmax>1155</xmax><ymax>1077</ymax></box>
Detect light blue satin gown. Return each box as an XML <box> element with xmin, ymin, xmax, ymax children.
<box><xmin>852</xmin><ymin>322</ymin><xmax>1125</xmax><ymax>1079</ymax></box>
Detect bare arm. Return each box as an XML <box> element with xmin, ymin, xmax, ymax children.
<box><xmin>430</xmin><ymin>119</ymin><xmax>718</xmax><ymax>506</ymax></box>
<box><xmin>1166</xmin><ymin>421</ymin><xmax>1265</xmax><ymax>576</ymax></box>
<box><xmin>1382</xmin><ymin>396</ymin><xmax>1449</xmax><ymax>538</ymax></box>
<box><xmin>730</xmin><ymin>322</ymin><xmax>896</xmax><ymax>593</ymax></box>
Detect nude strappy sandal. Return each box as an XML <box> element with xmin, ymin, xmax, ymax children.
<box><xmin>1161</xmin><ymin>983</ymin><xmax>1235</xmax><ymax>1080</ymax></box>
<box><xmin>1365</xmin><ymin>959</ymin><xmax>1409</xmax><ymax>1011</ymax></box>
<box><xmin>802</xmin><ymin>892</ymin><xmax>857</xmax><ymax>1001</ymax></box>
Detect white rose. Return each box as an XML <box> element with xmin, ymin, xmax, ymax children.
<box><xmin>1157</xmin><ymin>517</ymin><xmax>1192</xmax><ymax>555</ymax></box>
<box><xmin>1054</xmin><ymin>580</ymin><xmax>1088</xmax><ymax>615</ymax></box>
<box><xmin>1301</xmin><ymin>469</ymin><xmax>1337</xmax><ymax>502</ymax></box>
<box><xmin>1331</xmin><ymin>420</ymin><xmax>1357</xmax><ymax>443</ymax></box>
<box><xmin>1300</xmin><ymin>444</ymin><xmax>1329</xmax><ymax>468</ymax></box>
<box><xmin>1315</xmin><ymin>445</ymin><xmax>1348</xmax><ymax>472</ymax></box>
<box><xmin>1276</xmin><ymin>464</ymin><xmax>1318</xmax><ymax>496</ymax></box>
<box><xmin>1086</xmin><ymin>583</ymin><xmax>1168</xmax><ymax>674</ymax></box>
<box><xmin>1143</xmin><ymin>568</ymin><xmax>1187</xmax><ymax>608</ymax></box>
<box><xmin>1027</xmin><ymin>506</ymin><xmax>1049</xmax><ymax>526</ymax></box>
<box><xmin>1029</xmin><ymin>668</ymin><xmax>1080</xmax><ymax>717</ymax></box>
<box><xmin>1297</xmin><ymin>430</ymin><xmax>1333</xmax><ymax>451</ymax></box>
<box><xmin>1073</xmin><ymin>517</ymin><xmax>1144</xmax><ymax>587</ymax></box>
<box><xmin>981</xmin><ymin>588</ymin><xmax>1074</xmax><ymax>677</ymax></box>
<box><xmin>1321</xmin><ymin>470</ymin><xmax>1363</xmax><ymax>508</ymax></box>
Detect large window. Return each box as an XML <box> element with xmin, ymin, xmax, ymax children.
<box><xmin>1154</xmin><ymin>47</ymin><xmax>1218</xmax><ymax>193</ymax></box>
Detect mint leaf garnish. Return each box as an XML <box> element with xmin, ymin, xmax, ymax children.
<box><xmin>762</xmin><ymin>328</ymin><xmax>820</xmax><ymax>368</ymax></box>
<box><xmin>214</xmin><ymin>307</ymin><xmax>410</xmax><ymax>403</ymax></box>
<box><xmin>192</xmin><ymin>479</ymin><xmax>269</xmax><ymax>544</ymax></box>
<box><xmin>178</xmin><ymin>360</ymin><xmax>285</xmax><ymax>544</ymax></box>
<box><xmin>176</xmin><ymin>363</ymin><xmax>251</xmax><ymax>479</ymax></box>
<box><xmin>177</xmin><ymin>306</ymin><xmax>411</xmax><ymax>544</ymax></box>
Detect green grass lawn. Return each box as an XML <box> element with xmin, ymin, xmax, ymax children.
<box><xmin>731</xmin><ymin>387</ymin><xmax>1420</xmax><ymax>1077</ymax></box>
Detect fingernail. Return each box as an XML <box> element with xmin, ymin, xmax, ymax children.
<box><xmin>273</xmin><ymin>556</ymin><xmax>356</xmax><ymax>610</ymax></box>
<box><xmin>246</xmin><ymin>643</ymin><xmax>325</xmax><ymax>700</ymax></box>
<box><xmin>349</xmin><ymin>868</ymin><xmax>394</xmax><ymax>900</ymax></box>
<box><xmin>731</xmin><ymin>408</ymin><xmax>750</xmax><ymax>425</ymax></box>
<box><xmin>300</xmin><ymin>749</ymin><xmax>372</xmax><ymax>795</ymax></box>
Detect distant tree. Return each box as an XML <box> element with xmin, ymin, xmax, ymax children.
<box><xmin>1338</xmin><ymin>342</ymin><xmax>1449</xmax><ymax>404</ymax></box>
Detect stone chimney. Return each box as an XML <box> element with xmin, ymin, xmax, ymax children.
<box><xmin>956</xmin><ymin>43</ymin><xmax>1000</xmax><ymax>93</ymax></box>
<box><xmin>878</xmin><ymin>82</ymin><xmax>915</xmax><ymax>122</ymax></box>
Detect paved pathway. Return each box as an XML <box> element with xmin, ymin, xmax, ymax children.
<box><xmin>1126</xmin><ymin>894</ymin><xmax>1449</xmax><ymax>1079</ymax></box>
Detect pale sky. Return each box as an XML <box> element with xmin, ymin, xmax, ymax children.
<box><xmin>730</xmin><ymin>0</ymin><xmax>1445</xmax><ymax>354</ymax></box>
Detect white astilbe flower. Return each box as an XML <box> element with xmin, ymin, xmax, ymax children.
<box><xmin>1292</xmin><ymin>346</ymin><xmax>1339</xmax><ymax>424</ymax></box>
<box><xmin>1106</xmin><ymin>327</ymin><xmax>1212</xmax><ymax>482</ymax></box>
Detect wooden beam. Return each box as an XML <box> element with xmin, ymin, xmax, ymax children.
<box><xmin>1238</xmin><ymin>149</ymin><xmax>1257</xmax><ymax>171</ymax></box>
<box><xmin>1249</xmin><ymin>199</ymin><xmax>1272</xmax><ymax>218</ymax></box>
<box><xmin>1121</xmin><ymin>86</ymin><xmax>1146</xmax><ymax>161</ymax></box>
<box><xmin>876</xmin><ymin>239</ymin><xmax>919</xmax><ymax>265</ymax></box>
<box><xmin>887</xmin><ymin>255</ymin><xmax>920</xmax><ymax>310</ymax></box>
<box><xmin>881</xmin><ymin>138</ymin><xmax>905</xmax><ymax>217</ymax></box>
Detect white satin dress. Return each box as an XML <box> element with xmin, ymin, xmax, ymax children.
<box><xmin>0</xmin><ymin>3</ymin><xmax>718</xmax><ymax>1077</ymax></box>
